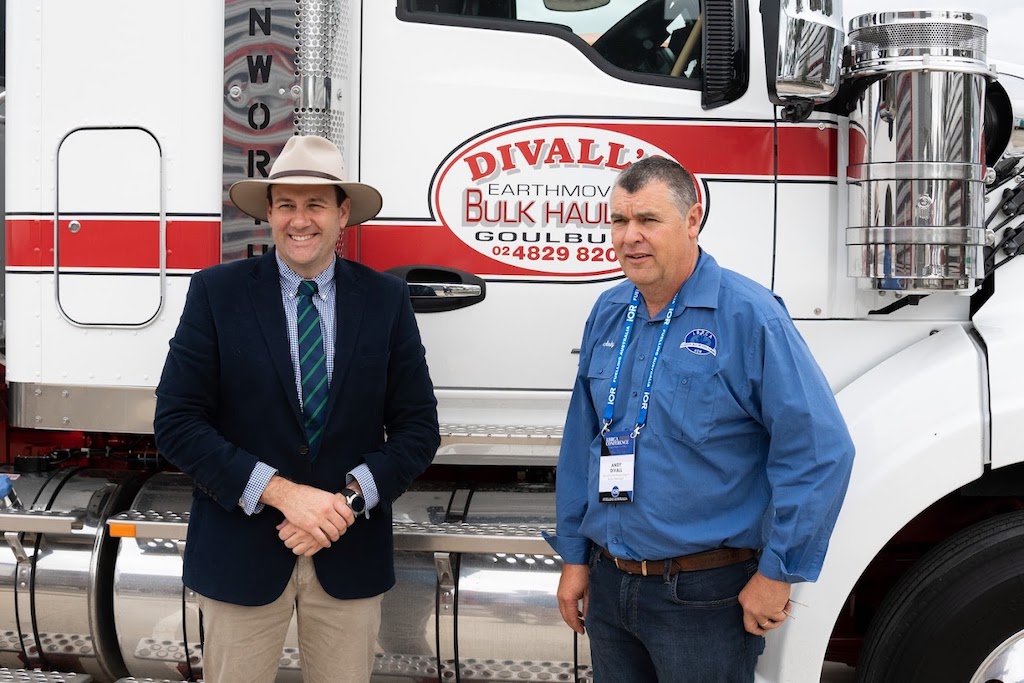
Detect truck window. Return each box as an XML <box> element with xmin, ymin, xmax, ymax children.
<box><xmin>402</xmin><ymin>0</ymin><xmax>704</xmax><ymax>88</ymax></box>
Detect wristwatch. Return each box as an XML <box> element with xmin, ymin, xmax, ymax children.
<box><xmin>340</xmin><ymin>487</ymin><xmax>366</xmax><ymax>515</ymax></box>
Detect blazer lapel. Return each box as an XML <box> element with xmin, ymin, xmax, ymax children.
<box><xmin>249</xmin><ymin>250</ymin><xmax>304</xmax><ymax>428</ymax></box>
<box><xmin>325</xmin><ymin>258</ymin><xmax>367</xmax><ymax>417</ymax></box>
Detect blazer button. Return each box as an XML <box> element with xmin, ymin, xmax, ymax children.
<box><xmin>299</xmin><ymin>445</ymin><xmax>309</xmax><ymax>456</ymax></box>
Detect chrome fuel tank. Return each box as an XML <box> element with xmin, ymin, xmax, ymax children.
<box><xmin>110</xmin><ymin>472</ymin><xmax>303</xmax><ymax>683</ymax></box>
<box><xmin>109</xmin><ymin>472</ymin><xmax>198</xmax><ymax>682</ymax></box>
<box><xmin>107</xmin><ymin>480</ymin><xmax>587</xmax><ymax>682</ymax></box>
<box><xmin>388</xmin><ymin>484</ymin><xmax>591</xmax><ymax>682</ymax></box>
<box><xmin>0</xmin><ymin>467</ymin><xmax>143</xmax><ymax>681</ymax></box>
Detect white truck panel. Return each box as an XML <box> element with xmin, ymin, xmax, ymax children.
<box><xmin>4</xmin><ymin>274</ymin><xmax>44</xmax><ymax>383</ymax></box>
<box><xmin>774</xmin><ymin>165</ymin><xmax>849</xmax><ymax>319</ymax></box>
<box><xmin>39</xmin><ymin>275</ymin><xmax>190</xmax><ymax>386</ymax></box>
<box><xmin>5</xmin><ymin>1</ymin><xmax>224</xmax><ymax>390</ymax></box>
<box><xmin>36</xmin><ymin>1</ymin><xmax>224</xmax><ymax>214</ymax></box>
<box><xmin>756</xmin><ymin>323</ymin><xmax>986</xmax><ymax>681</ymax></box>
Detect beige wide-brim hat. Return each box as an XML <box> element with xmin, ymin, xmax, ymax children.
<box><xmin>228</xmin><ymin>135</ymin><xmax>383</xmax><ymax>225</ymax></box>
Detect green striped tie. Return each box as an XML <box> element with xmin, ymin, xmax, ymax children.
<box><xmin>297</xmin><ymin>280</ymin><xmax>328</xmax><ymax>459</ymax></box>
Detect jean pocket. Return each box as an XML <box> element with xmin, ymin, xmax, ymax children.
<box><xmin>668</xmin><ymin>561</ymin><xmax>751</xmax><ymax>608</ymax></box>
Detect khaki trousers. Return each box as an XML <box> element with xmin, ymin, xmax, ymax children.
<box><xmin>197</xmin><ymin>555</ymin><xmax>383</xmax><ymax>683</ymax></box>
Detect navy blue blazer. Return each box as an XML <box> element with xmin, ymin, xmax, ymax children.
<box><xmin>154</xmin><ymin>250</ymin><xmax>440</xmax><ymax>605</ymax></box>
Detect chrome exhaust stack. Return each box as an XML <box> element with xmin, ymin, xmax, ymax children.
<box><xmin>845</xmin><ymin>11</ymin><xmax>994</xmax><ymax>292</ymax></box>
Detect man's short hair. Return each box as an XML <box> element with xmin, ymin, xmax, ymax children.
<box><xmin>614</xmin><ymin>156</ymin><xmax>698</xmax><ymax>216</ymax></box>
<box><xmin>266</xmin><ymin>185</ymin><xmax>348</xmax><ymax>207</ymax></box>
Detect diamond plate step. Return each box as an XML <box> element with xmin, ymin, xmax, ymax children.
<box><xmin>392</xmin><ymin>520</ymin><xmax>557</xmax><ymax>554</ymax></box>
<box><xmin>0</xmin><ymin>668</ymin><xmax>92</xmax><ymax>683</ymax></box>
<box><xmin>107</xmin><ymin>510</ymin><xmax>189</xmax><ymax>540</ymax></box>
<box><xmin>435</xmin><ymin>423</ymin><xmax>563</xmax><ymax>466</ymax></box>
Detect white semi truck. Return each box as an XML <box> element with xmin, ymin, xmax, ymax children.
<box><xmin>1</xmin><ymin>1</ymin><xmax>1023</xmax><ymax>681</ymax></box>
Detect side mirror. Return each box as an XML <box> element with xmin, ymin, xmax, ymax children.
<box><xmin>760</xmin><ymin>0</ymin><xmax>844</xmax><ymax>121</ymax></box>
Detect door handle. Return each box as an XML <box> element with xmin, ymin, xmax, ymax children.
<box><xmin>386</xmin><ymin>265</ymin><xmax>487</xmax><ymax>313</ymax></box>
<box><xmin>407</xmin><ymin>283</ymin><xmax>482</xmax><ymax>298</ymax></box>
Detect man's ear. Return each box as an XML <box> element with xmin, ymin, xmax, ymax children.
<box><xmin>686</xmin><ymin>203</ymin><xmax>704</xmax><ymax>238</ymax></box>
<box><xmin>338</xmin><ymin>196</ymin><xmax>353</xmax><ymax>225</ymax></box>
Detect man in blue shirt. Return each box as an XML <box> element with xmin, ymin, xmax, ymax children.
<box><xmin>550</xmin><ymin>156</ymin><xmax>854</xmax><ymax>681</ymax></box>
<box><xmin>155</xmin><ymin>136</ymin><xmax>439</xmax><ymax>682</ymax></box>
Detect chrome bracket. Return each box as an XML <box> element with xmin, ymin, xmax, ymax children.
<box><xmin>434</xmin><ymin>551</ymin><xmax>455</xmax><ymax>594</ymax></box>
<box><xmin>4</xmin><ymin>530</ymin><xmax>29</xmax><ymax>562</ymax></box>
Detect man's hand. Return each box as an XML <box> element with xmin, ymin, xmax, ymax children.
<box><xmin>738</xmin><ymin>571</ymin><xmax>791</xmax><ymax>635</ymax></box>
<box><xmin>275</xmin><ymin>490</ymin><xmax>362</xmax><ymax>556</ymax></box>
<box><xmin>276</xmin><ymin>521</ymin><xmax>322</xmax><ymax>556</ymax></box>
<box><xmin>260</xmin><ymin>476</ymin><xmax>355</xmax><ymax>551</ymax></box>
<box><xmin>557</xmin><ymin>563</ymin><xmax>590</xmax><ymax>634</ymax></box>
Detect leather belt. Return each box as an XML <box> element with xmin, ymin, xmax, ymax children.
<box><xmin>601</xmin><ymin>547</ymin><xmax>756</xmax><ymax>576</ymax></box>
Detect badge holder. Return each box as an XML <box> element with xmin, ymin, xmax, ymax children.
<box><xmin>599</xmin><ymin>430</ymin><xmax>635</xmax><ymax>503</ymax></box>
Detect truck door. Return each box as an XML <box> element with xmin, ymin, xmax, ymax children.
<box><xmin>359</xmin><ymin>0</ymin><xmax>778</xmax><ymax>398</ymax></box>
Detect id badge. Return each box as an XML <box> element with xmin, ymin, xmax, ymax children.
<box><xmin>599</xmin><ymin>430</ymin><xmax>635</xmax><ymax>503</ymax></box>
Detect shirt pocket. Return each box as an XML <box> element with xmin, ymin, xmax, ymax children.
<box><xmin>585</xmin><ymin>348</ymin><xmax>616</xmax><ymax>415</ymax></box>
<box><xmin>650</xmin><ymin>356</ymin><xmax>718</xmax><ymax>447</ymax></box>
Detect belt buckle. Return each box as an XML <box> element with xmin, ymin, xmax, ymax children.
<box><xmin>641</xmin><ymin>560</ymin><xmax>648</xmax><ymax>577</ymax></box>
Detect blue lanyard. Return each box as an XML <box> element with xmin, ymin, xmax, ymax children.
<box><xmin>602</xmin><ymin>287</ymin><xmax>680</xmax><ymax>437</ymax></box>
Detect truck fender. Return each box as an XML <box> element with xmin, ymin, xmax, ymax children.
<box><xmin>755</xmin><ymin>323</ymin><xmax>987</xmax><ymax>682</ymax></box>
<box><xmin>972</xmin><ymin>257</ymin><xmax>1024</xmax><ymax>470</ymax></box>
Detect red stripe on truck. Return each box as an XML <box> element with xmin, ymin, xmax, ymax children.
<box><xmin>6</xmin><ymin>218</ymin><xmax>221</xmax><ymax>270</ymax></box>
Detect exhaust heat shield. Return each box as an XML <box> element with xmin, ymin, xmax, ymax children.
<box><xmin>845</xmin><ymin>10</ymin><xmax>994</xmax><ymax>292</ymax></box>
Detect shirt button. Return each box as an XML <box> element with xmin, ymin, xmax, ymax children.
<box><xmin>299</xmin><ymin>445</ymin><xmax>309</xmax><ymax>456</ymax></box>
<box><xmin>612</xmin><ymin>537</ymin><xmax>621</xmax><ymax>543</ymax></box>
<box><xmin>639</xmin><ymin>354</ymin><xmax>646</xmax><ymax>360</ymax></box>
<box><xmin>632</xmin><ymin>391</ymin><xmax>638</xmax><ymax>397</ymax></box>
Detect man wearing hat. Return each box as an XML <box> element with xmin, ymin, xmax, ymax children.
<box><xmin>155</xmin><ymin>135</ymin><xmax>440</xmax><ymax>683</ymax></box>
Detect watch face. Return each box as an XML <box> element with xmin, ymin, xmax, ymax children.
<box><xmin>345</xmin><ymin>490</ymin><xmax>366</xmax><ymax>514</ymax></box>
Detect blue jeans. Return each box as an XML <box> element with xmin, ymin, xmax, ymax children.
<box><xmin>586</xmin><ymin>549</ymin><xmax>765</xmax><ymax>682</ymax></box>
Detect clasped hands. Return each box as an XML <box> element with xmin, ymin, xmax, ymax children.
<box><xmin>260</xmin><ymin>476</ymin><xmax>359</xmax><ymax>557</ymax></box>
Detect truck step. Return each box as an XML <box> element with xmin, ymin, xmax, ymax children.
<box><xmin>436</xmin><ymin>423</ymin><xmax>563</xmax><ymax>465</ymax></box>
<box><xmin>0</xmin><ymin>669</ymin><xmax>92</xmax><ymax>683</ymax></box>
<box><xmin>393</xmin><ymin>519</ymin><xmax>556</xmax><ymax>554</ymax></box>
<box><xmin>440</xmin><ymin>423</ymin><xmax>563</xmax><ymax>439</ymax></box>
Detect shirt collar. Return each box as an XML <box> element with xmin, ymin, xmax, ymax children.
<box><xmin>678</xmin><ymin>250</ymin><xmax>720</xmax><ymax>310</ymax></box>
<box><xmin>276</xmin><ymin>252</ymin><xmax>336</xmax><ymax>299</ymax></box>
<box><xmin>608</xmin><ymin>249</ymin><xmax>721</xmax><ymax>311</ymax></box>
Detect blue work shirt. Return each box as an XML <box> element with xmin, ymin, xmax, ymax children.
<box><xmin>550</xmin><ymin>251</ymin><xmax>855</xmax><ymax>583</ymax></box>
